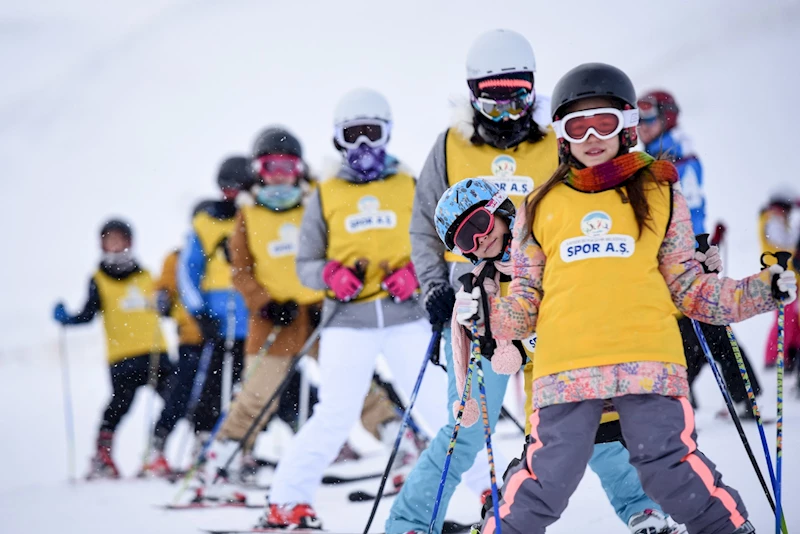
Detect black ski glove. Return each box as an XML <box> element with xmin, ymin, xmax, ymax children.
<box><xmin>424</xmin><ymin>282</ymin><xmax>456</xmax><ymax>328</ymax></box>
<box><xmin>262</xmin><ymin>300</ymin><xmax>299</xmax><ymax>326</ymax></box>
<box><xmin>193</xmin><ymin>311</ymin><xmax>221</xmax><ymax>342</ymax></box>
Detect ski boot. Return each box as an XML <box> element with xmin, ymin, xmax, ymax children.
<box><xmin>334</xmin><ymin>441</ymin><xmax>361</xmax><ymax>463</ymax></box>
<box><xmin>238</xmin><ymin>451</ymin><xmax>260</xmax><ymax>486</ymax></box>
<box><xmin>257</xmin><ymin>503</ymin><xmax>322</xmax><ymax>530</ymax></box>
<box><xmin>86</xmin><ymin>430</ymin><xmax>120</xmax><ymax>480</ymax></box>
<box><xmin>139</xmin><ymin>435</ymin><xmax>173</xmax><ymax>478</ymax></box>
<box><xmin>733</xmin><ymin>521</ymin><xmax>755</xmax><ymax>534</ymax></box>
<box><xmin>183</xmin><ymin>439</ymin><xmax>246</xmax><ymax>505</ymax></box>
<box><xmin>628</xmin><ymin>509</ymin><xmax>686</xmax><ymax>534</ymax></box>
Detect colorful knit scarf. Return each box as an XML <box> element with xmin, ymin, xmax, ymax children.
<box><xmin>566</xmin><ymin>152</ymin><xmax>678</xmax><ymax>193</ymax></box>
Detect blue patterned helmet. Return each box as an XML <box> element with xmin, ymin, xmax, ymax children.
<box><xmin>435</xmin><ymin>179</ymin><xmax>516</xmax><ymax>264</ymax></box>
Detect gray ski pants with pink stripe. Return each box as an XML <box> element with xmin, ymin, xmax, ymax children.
<box><xmin>481</xmin><ymin>394</ymin><xmax>748</xmax><ymax>534</ymax></box>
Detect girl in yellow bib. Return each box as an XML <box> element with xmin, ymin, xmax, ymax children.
<box><xmin>52</xmin><ymin>219</ymin><xmax>174</xmax><ymax>480</ymax></box>
<box><xmin>462</xmin><ymin>64</ymin><xmax>797</xmax><ymax>534</ymax></box>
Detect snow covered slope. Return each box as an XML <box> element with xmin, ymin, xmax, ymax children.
<box><xmin>1</xmin><ymin>0</ymin><xmax>799</xmax><ymax>532</ymax></box>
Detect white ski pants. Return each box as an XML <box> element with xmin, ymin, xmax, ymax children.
<box><xmin>269</xmin><ymin>319</ymin><xmax>448</xmax><ymax>505</ymax></box>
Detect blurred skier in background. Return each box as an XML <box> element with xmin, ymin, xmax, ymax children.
<box><xmin>177</xmin><ymin>157</ymin><xmax>251</xmax><ymax>454</ymax></box>
<box><xmin>759</xmin><ymin>188</ymin><xmax>800</xmax><ymax>370</ymax></box>
<box><xmin>638</xmin><ymin>90</ymin><xmax>763</xmax><ymax>420</ymax></box>
<box><xmin>140</xmin><ymin>246</ymin><xmax>204</xmax><ymax>476</ymax></box>
<box><xmin>53</xmin><ymin>219</ymin><xmax>174</xmax><ymax>479</ymax></box>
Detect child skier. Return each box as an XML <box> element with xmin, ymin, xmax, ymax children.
<box><xmin>465</xmin><ymin>62</ymin><xmax>796</xmax><ymax>534</ymax></box>
<box><xmin>177</xmin><ymin>156</ymin><xmax>251</xmax><ymax>451</ymax></box>
<box><xmin>140</xmin><ymin>247</ymin><xmax>204</xmax><ymax>476</ymax></box>
<box><xmin>391</xmin><ymin>29</ymin><xmax>672</xmax><ymax>534</ymax></box>
<box><xmin>435</xmin><ymin>179</ymin><xmax>684</xmax><ymax>534</ymax></box>
<box><xmin>192</xmin><ymin>127</ymin><xmax>403</xmax><ymax>498</ymax></box>
<box><xmin>53</xmin><ymin>219</ymin><xmax>174</xmax><ymax>479</ymax></box>
<box><xmin>759</xmin><ymin>189</ymin><xmax>800</xmax><ymax>369</ymax></box>
<box><xmin>637</xmin><ymin>89</ymin><xmax>763</xmax><ymax>419</ymax></box>
<box><xmin>258</xmin><ymin>88</ymin><xmax>449</xmax><ymax>530</ymax></box>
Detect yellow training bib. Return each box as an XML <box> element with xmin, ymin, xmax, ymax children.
<box><xmin>444</xmin><ymin>127</ymin><xmax>559</xmax><ymax>262</ymax></box>
<box><xmin>320</xmin><ymin>173</ymin><xmax>415</xmax><ymax>302</ymax></box>
<box><xmin>531</xmin><ymin>180</ymin><xmax>684</xmax><ymax>379</ymax></box>
<box><xmin>94</xmin><ymin>269</ymin><xmax>167</xmax><ymax>364</ymax></box>
<box><xmin>240</xmin><ymin>204</ymin><xmax>324</xmax><ymax>305</ymax></box>
<box><xmin>192</xmin><ymin>212</ymin><xmax>236</xmax><ymax>291</ymax></box>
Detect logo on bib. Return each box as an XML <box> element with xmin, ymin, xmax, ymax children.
<box><xmin>560</xmin><ymin>211</ymin><xmax>635</xmax><ymax>262</ymax></box>
<box><xmin>345</xmin><ymin>196</ymin><xmax>397</xmax><ymax>233</ymax></box>
<box><xmin>121</xmin><ymin>285</ymin><xmax>149</xmax><ymax>311</ymax></box>
<box><xmin>478</xmin><ymin>155</ymin><xmax>534</xmax><ymax>196</ymax></box>
<box><xmin>268</xmin><ymin>223</ymin><xmax>299</xmax><ymax>257</ymax></box>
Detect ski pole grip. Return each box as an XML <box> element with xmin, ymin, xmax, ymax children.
<box><xmin>696</xmin><ymin>233</ymin><xmax>711</xmax><ymax>254</ymax></box>
<box><xmin>458</xmin><ymin>273</ymin><xmax>475</xmax><ymax>293</ymax></box>
<box><xmin>695</xmin><ymin>234</ymin><xmax>713</xmax><ymax>274</ymax></box>
<box><xmin>761</xmin><ymin>251</ymin><xmax>793</xmax><ymax>300</ymax></box>
<box><xmin>776</xmin><ymin>251</ymin><xmax>792</xmax><ymax>270</ymax></box>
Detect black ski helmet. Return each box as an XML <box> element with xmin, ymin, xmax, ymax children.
<box><xmin>100</xmin><ymin>218</ymin><xmax>133</xmax><ymax>241</ymax></box>
<box><xmin>551</xmin><ymin>63</ymin><xmax>639</xmax><ymax>161</ymax></box>
<box><xmin>217</xmin><ymin>155</ymin><xmax>255</xmax><ymax>191</ymax></box>
<box><xmin>252</xmin><ymin>127</ymin><xmax>303</xmax><ymax>159</ymax></box>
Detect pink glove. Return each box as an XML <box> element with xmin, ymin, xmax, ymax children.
<box><xmin>381</xmin><ymin>262</ymin><xmax>419</xmax><ymax>303</ymax></box>
<box><xmin>322</xmin><ymin>261</ymin><xmax>363</xmax><ymax>302</ymax></box>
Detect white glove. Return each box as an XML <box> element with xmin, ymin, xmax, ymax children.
<box><xmin>769</xmin><ymin>264</ymin><xmax>798</xmax><ymax>304</ymax></box>
<box><xmin>695</xmin><ymin>245</ymin><xmax>722</xmax><ymax>273</ymax></box>
<box><xmin>455</xmin><ymin>287</ymin><xmax>484</xmax><ymax>331</ymax></box>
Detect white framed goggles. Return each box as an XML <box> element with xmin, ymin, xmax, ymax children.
<box><xmin>552</xmin><ymin>107</ymin><xmax>639</xmax><ymax>144</ymax></box>
<box><xmin>334</xmin><ymin>119</ymin><xmax>391</xmax><ymax>149</ymax></box>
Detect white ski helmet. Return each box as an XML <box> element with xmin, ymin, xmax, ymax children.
<box><xmin>333</xmin><ymin>88</ymin><xmax>392</xmax><ymax>125</ymax></box>
<box><xmin>466</xmin><ymin>29</ymin><xmax>536</xmax><ymax>81</ymax></box>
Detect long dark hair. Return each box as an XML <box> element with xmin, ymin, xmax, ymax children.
<box><xmin>525</xmin><ymin>164</ymin><xmax>657</xmax><ymax>240</ymax></box>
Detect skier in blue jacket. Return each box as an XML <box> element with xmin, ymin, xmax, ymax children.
<box><xmin>177</xmin><ymin>156</ymin><xmax>251</xmax><ymax>446</ymax></box>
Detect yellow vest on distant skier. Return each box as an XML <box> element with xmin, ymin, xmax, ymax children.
<box><xmin>94</xmin><ymin>269</ymin><xmax>167</xmax><ymax>364</ymax></box>
<box><xmin>192</xmin><ymin>211</ymin><xmax>236</xmax><ymax>291</ymax></box>
<box><xmin>444</xmin><ymin>127</ymin><xmax>559</xmax><ymax>263</ymax></box>
<box><xmin>759</xmin><ymin>209</ymin><xmax>797</xmax><ymax>273</ymax></box>
<box><xmin>240</xmin><ymin>204</ymin><xmax>324</xmax><ymax>305</ymax></box>
<box><xmin>531</xmin><ymin>180</ymin><xmax>684</xmax><ymax>379</ymax></box>
<box><xmin>320</xmin><ymin>173</ymin><xmax>415</xmax><ymax>303</ymax></box>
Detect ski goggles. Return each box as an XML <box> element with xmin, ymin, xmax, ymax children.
<box><xmin>334</xmin><ymin>119</ymin><xmax>390</xmax><ymax>149</ymax></box>
<box><xmin>251</xmin><ymin>154</ymin><xmax>305</xmax><ymax>185</ymax></box>
<box><xmin>472</xmin><ymin>89</ymin><xmax>534</xmax><ymax>122</ymax></box>
<box><xmin>552</xmin><ymin>107</ymin><xmax>640</xmax><ymax>144</ymax></box>
<box><xmin>451</xmin><ymin>189</ymin><xmax>509</xmax><ymax>255</ymax></box>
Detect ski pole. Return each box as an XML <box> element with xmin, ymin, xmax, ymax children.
<box><xmin>696</xmin><ymin>235</ymin><xmax>788</xmax><ymax>533</ymax></box>
<box><xmin>175</xmin><ymin>340</ymin><xmax>215</xmax><ymax>467</ymax></box>
<box><xmin>221</xmin><ymin>294</ymin><xmax>236</xmax><ymax>414</ymax></box>
<box><xmin>142</xmin><ymin>322</ymin><xmax>165</xmax><ymax>466</ymax></box>
<box><xmin>762</xmin><ymin>251</ymin><xmax>792</xmax><ymax>534</ymax></box>
<box><xmin>216</xmin><ymin>303</ymin><xmax>338</xmax><ymax>477</ymax></box>
<box><xmin>58</xmin><ymin>327</ymin><xmax>77</xmax><ymax>483</ymax></box>
<box><xmin>461</xmin><ymin>273</ymin><xmax>501</xmax><ymax>534</ymax></box>
<box><xmin>777</xmin><ymin>302</ymin><xmax>784</xmax><ymax>534</ymax></box>
<box><xmin>697</xmin><ymin>235</ymin><xmax>779</xmax><ymax>490</ymax></box>
<box><xmin>171</xmin><ymin>325</ymin><xmax>281</xmax><ymax>500</ymax></box>
<box><xmin>499</xmin><ymin>405</ymin><xmax>525</xmax><ymax>435</ymax></box>
<box><xmin>691</xmin><ymin>320</ymin><xmax>779</xmax><ymax>519</ymax></box>
<box><xmin>430</xmin><ymin>350</ymin><xmax>477</xmax><ymax>534</ymax></box>
<box><xmin>363</xmin><ymin>325</ymin><xmax>441</xmax><ymax>534</ymax></box>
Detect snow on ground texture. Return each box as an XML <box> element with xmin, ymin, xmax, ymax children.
<box><xmin>1</xmin><ymin>0</ymin><xmax>799</xmax><ymax>532</ymax></box>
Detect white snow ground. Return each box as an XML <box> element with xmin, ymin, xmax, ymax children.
<box><xmin>1</xmin><ymin>0</ymin><xmax>800</xmax><ymax>532</ymax></box>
